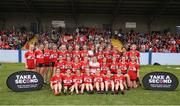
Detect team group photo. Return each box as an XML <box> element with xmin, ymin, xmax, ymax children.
<box><xmin>0</xmin><ymin>0</ymin><xmax>180</xmax><ymax>105</ymax></box>
<box><xmin>24</xmin><ymin>31</ymin><xmax>141</xmax><ymax>95</ymax></box>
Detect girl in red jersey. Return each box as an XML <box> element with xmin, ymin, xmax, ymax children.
<box><xmin>80</xmin><ymin>45</ymin><xmax>89</xmax><ymax>59</ymax></box>
<box><xmin>35</xmin><ymin>44</ymin><xmax>45</xmax><ymax>77</ymax></box>
<box><xmin>128</xmin><ymin>44</ymin><xmax>141</xmax><ymax>87</ymax></box>
<box><xmin>72</xmin><ymin>56</ymin><xmax>81</xmax><ymax>74</ymax></box>
<box><xmin>50</xmin><ymin>69</ymin><xmax>63</xmax><ymax>95</ymax></box>
<box><xmin>59</xmin><ymin>45</ymin><xmax>67</xmax><ymax>61</ymax></box>
<box><xmin>93</xmin><ymin>69</ymin><xmax>104</xmax><ymax>94</ymax></box>
<box><xmin>54</xmin><ymin>56</ymin><xmax>65</xmax><ymax>74</ymax></box>
<box><xmin>43</xmin><ymin>43</ymin><xmax>51</xmax><ymax>83</ymax></box>
<box><xmin>119</xmin><ymin>56</ymin><xmax>131</xmax><ymax>89</ymax></box>
<box><xmin>44</xmin><ymin>43</ymin><xmax>51</xmax><ymax>67</ymax></box>
<box><xmin>80</xmin><ymin>56</ymin><xmax>89</xmax><ymax>73</ymax></box>
<box><xmin>100</xmin><ymin>58</ymin><xmax>109</xmax><ymax>75</ymax></box>
<box><xmin>72</xmin><ymin>45</ymin><xmax>81</xmax><ymax>59</ymax></box>
<box><xmin>67</xmin><ymin>46</ymin><xmax>73</xmax><ymax>58</ymax></box>
<box><xmin>112</xmin><ymin>70</ymin><xmax>125</xmax><ymax>95</ymax></box>
<box><xmin>110</xmin><ymin>57</ymin><xmax>119</xmax><ymax>74</ymax></box>
<box><xmin>24</xmin><ymin>44</ymin><xmax>36</xmax><ymax>71</ymax></box>
<box><xmin>64</xmin><ymin>56</ymin><xmax>73</xmax><ymax>72</ymax></box>
<box><xmin>83</xmin><ymin>69</ymin><xmax>94</xmax><ymax>94</ymax></box>
<box><xmin>103</xmin><ymin>46</ymin><xmax>112</xmax><ymax>64</ymax></box>
<box><xmin>72</xmin><ymin>70</ymin><xmax>84</xmax><ymax>94</ymax></box>
<box><xmin>62</xmin><ymin>69</ymin><xmax>74</xmax><ymax>95</ymax></box>
<box><xmin>128</xmin><ymin>44</ymin><xmax>140</xmax><ymax>63</ymax></box>
<box><xmin>49</xmin><ymin>44</ymin><xmax>59</xmax><ymax>77</ymax></box>
<box><xmin>96</xmin><ymin>46</ymin><xmax>104</xmax><ymax>64</ymax></box>
<box><xmin>121</xmin><ymin>47</ymin><xmax>129</xmax><ymax>61</ymax></box>
<box><xmin>111</xmin><ymin>47</ymin><xmax>121</xmax><ymax>62</ymax></box>
<box><xmin>128</xmin><ymin>56</ymin><xmax>140</xmax><ymax>88</ymax></box>
<box><xmin>103</xmin><ymin>70</ymin><xmax>114</xmax><ymax>94</ymax></box>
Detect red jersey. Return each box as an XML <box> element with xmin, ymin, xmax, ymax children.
<box><xmin>50</xmin><ymin>50</ymin><xmax>58</xmax><ymax>62</ymax></box>
<box><xmin>128</xmin><ymin>62</ymin><xmax>139</xmax><ymax>72</ymax></box>
<box><xmin>119</xmin><ymin>62</ymin><xmax>129</xmax><ymax>74</ymax></box>
<box><xmin>55</xmin><ymin>61</ymin><xmax>65</xmax><ymax>73</ymax></box>
<box><xmin>128</xmin><ymin>50</ymin><xmax>140</xmax><ymax>63</ymax></box>
<box><xmin>128</xmin><ymin>62</ymin><xmax>139</xmax><ymax>80</ymax></box>
<box><xmin>103</xmin><ymin>51</ymin><xmax>112</xmax><ymax>63</ymax></box>
<box><xmin>103</xmin><ymin>51</ymin><xmax>110</xmax><ymax>57</ymax></box>
<box><xmin>93</xmin><ymin>75</ymin><xmax>103</xmax><ymax>83</ymax></box>
<box><xmin>25</xmin><ymin>51</ymin><xmax>36</xmax><ymax>69</ymax></box>
<box><xmin>58</xmin><ymin>51</ymin><xmax>67</xmax><ymax>61</ymax></box>
<box><xmin>96</xmin><ymin>52</ymin><xmax>104</xmax><ymax>63</ymax></box>
<box><xmin>72</xmin><ymin>51</ymin><xmax>81</xmax><ymax>58</ymax></box>
<box><xmin>72</xmin><ymin>63</ymin><xmax>81</xmax><ymax>73</ymax></box>
<box><xmin>103</xmin><ymin>75</ymin><xmax>112</xmax><ymax>83</ymax></box>
<box><xmin>112</xmin><ymin>74</ymin><xmax>125</xmax><ymax>83</ymax></box>
<box><xmin>63</xmin><ymin>75</ymin><xmax>73</xmax><ymax>86</ymax></box>
<box><xmin>72</xmin><ymin>75</ymin><xmax>83</xmax><ymax>84</ymax></box>
<box><xmin>110</xmin><ymin>62</ymin><xmax>119</xmax><ymax>74</ymax></box>
<box><xmin>64</xmin><ymin>61</ymin><xmax>73</xmax><ymax>70</ymax></box>
<box><xmin>170</xmin><ymin>46</ymin><xmax>176</xmax><ymax>53</ymax></box>
<box><xmin>112</xmin><ymin>52</ymin><xmax>120</xmax><ymax>62</ymax></box>
<box><xmin>81</xmin><ymin>61</ymin><xmax>89</xmax><ymax>73</ymax></box>
<box><xmin>66</xmin><ymin>51</ymin><xmax>73</xmax><ymax>57</ymax></box>
<box><xmin>35</xmin><ymin>50</ymin><xmax>44</xmax><ymax>64</ymax></box>
<box><xmin>50</xmin><ymin>74</ymin><xmax>63</xmax><ymax>84</ymax></box>
<box><xmin>80</xmin><ymin>50</ymin><xmax>88</xmax><ymax>58</ymax></box>
<box><xmin>44</xmin><ymin>49</ymin><xmax>51</xmax><ymax>64</ymax></box>
<box><xmin>83</xmin><ymin>74</ymin><xmax>93</xmax><ymax>84</ymax></box>
<box><xmin>128</xmin><ymin>50</ymin><xmax>140</xmax><ymax>58</ymax></box>
<box><xmin>122</xmin><ymin>52</ymin><xmax>129</xmax><ymax>59</ymax></box>
<box><xmin>100</xmin><ymin>63</ymin><xmax>110</xmax><ymax>75</ymax></box>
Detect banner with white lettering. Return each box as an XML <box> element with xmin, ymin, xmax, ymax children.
<box><xmin>6</xmin><ymin>71</ymin><xmax>44</xmax><ymax>92</ymax></box>
<box><xmin>125</xmin><ymin>22</ymin><xmax>136</xmax><ymax>28</ymax></box>
<box><xmin>52</xmin><ymin>20</ymin><xmax>65</xmax><ymax>28</ymax></box>
<box><xmin>142</xmin><ymin>72</ymin><xmax>179</xmax><ymax>91</ymax></box>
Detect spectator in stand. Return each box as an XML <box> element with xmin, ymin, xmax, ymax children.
<box><xmin>120</xmin><ymin>32</ymin><xmax>180</xmax><ymax>53</ymax></box>
<box><xmin>1</xmin><ymin>27</ymin><xmax>179</xmax><ymax>53</ymax></box>
<box><xmin>0</xmin><ymin>29</ymin><xmax>33</xmax><ymax>50</ymax></box>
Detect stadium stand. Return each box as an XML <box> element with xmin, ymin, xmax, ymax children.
<box><xmin>0</xmin><ymin>28</ymin><xmax>180</xmax><ymax>53</ymax></box>
<box><xmin>0</xmin><ymin>30</ymin><xmax>34</xmax><ymax>50</ymax></box>
<box><xmin>120</xmin><ymin>32</ymin><xmax>180</xmax><ymax>53</ymax></box>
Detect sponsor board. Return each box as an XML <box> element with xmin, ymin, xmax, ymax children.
<box><xmin>143</xmin><ymin>72</ymin><xmax>179</xmax><ymax>91</ymax></box>
<box><xmin>6</xmin><ymin>71</ymin><xmax>44</xmax><ymax>92</ymax></box>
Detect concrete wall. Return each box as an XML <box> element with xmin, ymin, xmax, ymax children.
<box><xmin>113</xmin><ymin>15</ymin><xmax>149</xmax><ymax>32</ymax></box>
<box><xmin>1</xmin><ymin>13</ymin><xmax>180</xmax><ymax>33</ymax></box>
<box><xmin>150</xmin><ymin>16</ymin><xmax>180</xmax><ymax>33</ymax></box>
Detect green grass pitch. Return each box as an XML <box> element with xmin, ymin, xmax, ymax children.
<box><xmin>0</xmin><ymin>63</ymin><xmax>180</xmax><ymax>105</ymax></box>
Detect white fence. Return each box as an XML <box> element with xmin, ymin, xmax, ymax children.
<box><xmin>152</xmin><ymin>53</ymin><xmax>180</xmax><ymax>65</ymax></box>
<box><xmin>0</xmin><ymin>50</ymin><xmax>19</xmax><ymax>63</ymax></box>
<box><xmin>0</xmin><ymin>50</ymin><xmax>180</xmax><ymax>65</ymax></box>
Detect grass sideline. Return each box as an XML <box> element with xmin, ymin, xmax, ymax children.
<box><xmin>0</xmin><ymin>63</ymin><xmax>180</xmax><ymax>105</ymax></box>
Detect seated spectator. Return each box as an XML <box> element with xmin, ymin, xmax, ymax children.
<box><xmin>0</xmin><ymin>29</ymin><xmax>33</xmax><ymax>50</ymax></box>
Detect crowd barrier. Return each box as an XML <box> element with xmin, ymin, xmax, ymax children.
<box><xmin>0</xmin><ymin>50</ymin><xmax>180</xmax><ymax>65</ymax></box>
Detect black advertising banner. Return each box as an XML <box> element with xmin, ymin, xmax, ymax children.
<box><xmin>143</xmin><ymin>72</ymin><xmax>179</xmax><ymax>91</ymax></box>
<box><xmin>6</xmin><ymin>71</ymin><xmax>44</xmax><ymax>92</ymax></box>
